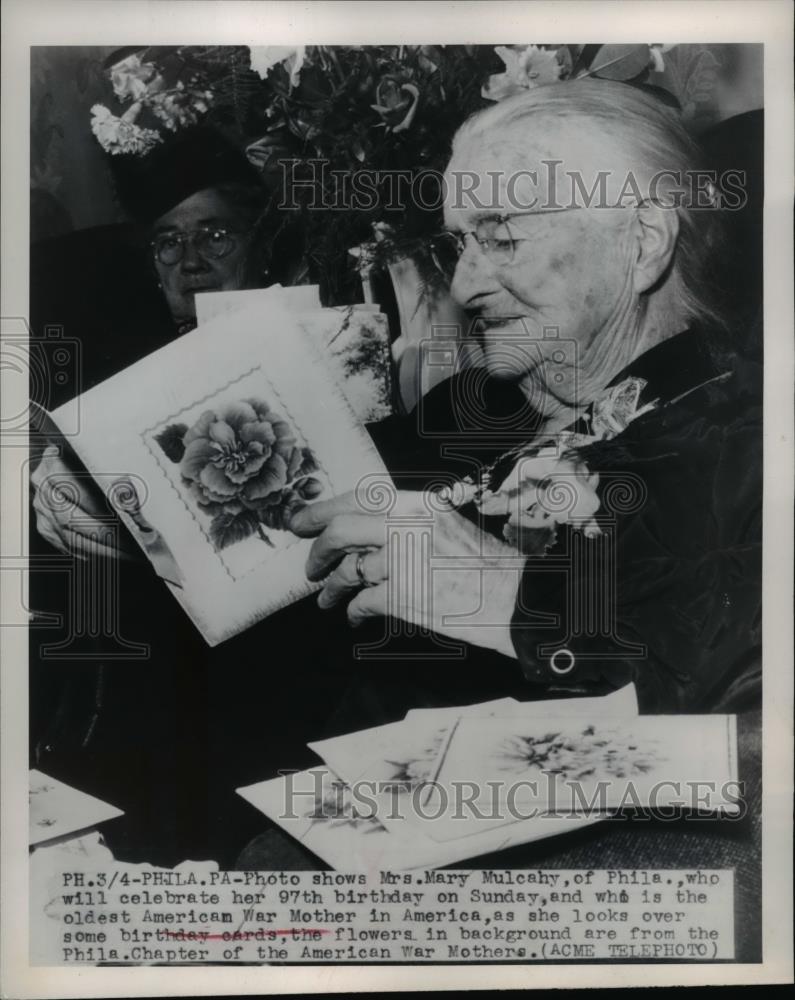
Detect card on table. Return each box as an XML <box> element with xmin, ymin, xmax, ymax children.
<box><xmin>236</xmin><ymin>766</ymin><xmax>600</xmax><ymax>873</ymax></box>
<box><xmin>29</xmin><ymin>770</ymin><xmax>124</xmax><ymax>847</ymax></box>
<box><xmin>237</xmin><ymin>686</ymin><xmax>641</xmax><ymax>869</ymax></box>
<box><xmin>406</xmin><ymin>713</ymin><xmax>739</xmax><ymax>843</ymax></box>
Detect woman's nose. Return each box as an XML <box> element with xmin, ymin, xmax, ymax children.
<box><xmin>180</xmin><ymin>237</ymin><xmax>209</xmax><ymax>272</ymax></box>
<box><xmin>449</xmin><ymin>236</ymin><xmax>496</xmax><ymax>307</ymax></box>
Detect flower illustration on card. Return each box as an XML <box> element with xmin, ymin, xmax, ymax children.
<box><xmin>383</xmin><ymin>728</ymin><xmax>449</xmax><ymax>792</ymax></box>
<box><xmin>153</xmin><ymin>396</ymin><xmax>325</xmax><ymax>552</ymax></box>
<box><xmin>305</xmin><ymin>781</ymin><xmax>384</xmax><ymax>833</ymax></box>
<box><xmin>180</xmin><ymin>400</ymin><xmax>299</xmax><ymax>504</ymax></box>
<box><xmin>498</xmin><ymin>724</ymin><xmax>666</xmax><ymax>782</ymax></box>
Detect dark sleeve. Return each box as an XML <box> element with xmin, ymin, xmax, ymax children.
<box><xmin>367</xmin><ymin>368</ymin><xmax>543</xmax><ymax>488</ymax></box>
<box><xmin>510</xmin><ymin>376</ymin><xmax>762</xmax><ymax>713</ymax></box>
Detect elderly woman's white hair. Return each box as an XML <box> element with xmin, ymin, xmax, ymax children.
<box><xmin>454</xmin><ymin>80</ymin><xmax>729</xmax><ymax>333</ymax></box>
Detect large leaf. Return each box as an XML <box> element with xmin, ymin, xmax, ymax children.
<box><xmin>583</xmin><ymin>44</ymin><xmax>651</xmax><ymax>81</ymax></box>
<box><xmin>209</xmin><ymin>508</ymin><xmax>260</xmax><ymax>550</ymax></box>
<box><xmin>153</xmin><ymin>423</ymin><xmax>188</xmax><ymax>464</ymax></box>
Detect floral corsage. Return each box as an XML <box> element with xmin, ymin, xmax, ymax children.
<box><xmin>440</xmin><ymin>377</ymin><xmax>656</xmax><ymax>555</ymax></box>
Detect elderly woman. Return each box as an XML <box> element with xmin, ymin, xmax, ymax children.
<box><xmin>291</xmin><ymin>80</ymin><xmax>762</xmax><ymax>714</ymax></box>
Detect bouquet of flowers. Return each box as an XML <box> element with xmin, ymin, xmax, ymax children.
<box><xmin>89</xmin><ymin>43</ymin><xmax>690</xmax><ymax>301</ymax></box>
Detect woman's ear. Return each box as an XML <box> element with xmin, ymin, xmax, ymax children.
<box><xmin>632</xmin><ymin>201</ymin><xmax>679</xmax><ymax>294</ymax></box>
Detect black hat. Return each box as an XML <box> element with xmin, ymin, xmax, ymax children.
<box><xmin>109</xmin><ymin>125</ymin><xmax>265</xmax><ymax>225</ymax></box>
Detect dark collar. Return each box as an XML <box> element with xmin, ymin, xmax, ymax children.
<box><xmin>562</xmin><ymin>329</ymin><xmax>726</xmax><ymax>439</ymax></box>
<box><xmin>605</xmin><ymin>328</ymin><xmax>724</xmax><ymax>407</ymax></box>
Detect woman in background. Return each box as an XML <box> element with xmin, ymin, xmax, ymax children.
<box><xmin>28</xmin><ymin>126</ymin><xmax>330</xmax><ymax>867</ymax></box>
<box><xmin>31</xmin><ymin>125</ymin><xmax>281</xmax><ymax>554</ymax></box>
<box><xmin>112</xmin><ymin>125</ymin><xmax>278</xmax><ymax>335</ymax></box>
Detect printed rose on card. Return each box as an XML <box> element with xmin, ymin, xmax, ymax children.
<box><xmin>153</xmin><ymin>396</ymin><xmax>325</xmax><ymax>553</ymax></box>
<box><xmin>144</xmin><ymin>373</ymin><xmax>333</xmax><ymax>580</ymax></box>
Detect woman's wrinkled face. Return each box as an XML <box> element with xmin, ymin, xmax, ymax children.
<box><xmin>444</xmin><ymin>123</ymin><xmax>638</xmax><ymax>408</ymax></box>
<box><xmin>152</xmin><ymin>188</ymin><xmax>256</xmax><ymax>322</ymax></box>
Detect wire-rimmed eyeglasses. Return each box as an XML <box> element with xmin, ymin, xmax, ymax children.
<box><xmin>429</xmin><ymin>206</ymin><xmax>584</xmax><ymax>279</ymax></box>
<box><xmin>150</xmin><ymin>227</ymin><xmax>245</xmax><ymax>266</ymax></box>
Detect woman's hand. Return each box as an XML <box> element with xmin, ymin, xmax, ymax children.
<box><xmin>30</xmin><ymin>445</ymin><xmax>138</xmax><ymax>561</ymax></box>
<box><xmin>290</xmin><ymin>490</ymin><xmax>523</xmax><ymax>657</ymax></box>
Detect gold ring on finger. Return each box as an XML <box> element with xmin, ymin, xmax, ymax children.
<box><xmin>355</xmin><ymin>551</ymin><xmax>377</xmax><ymax>588</ymax></box>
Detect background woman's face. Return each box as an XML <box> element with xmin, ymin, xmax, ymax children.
<box><xmin>152</xmin><ymin>188</ymin><xmax>255</xmax><ymax>322</ymax></box>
